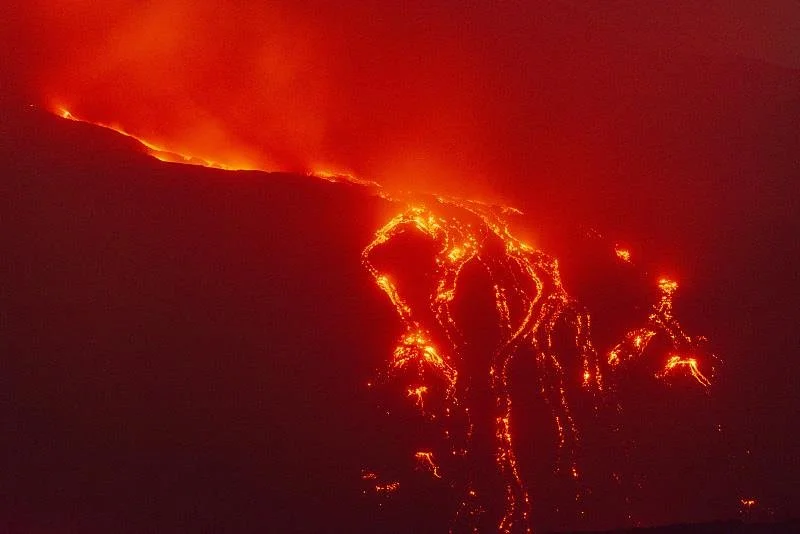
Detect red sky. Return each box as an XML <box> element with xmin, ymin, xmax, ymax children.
<box><xmin>4</xmin><ymin>1</ymin><xmax>798</xmax><ymax>202</ymax></box>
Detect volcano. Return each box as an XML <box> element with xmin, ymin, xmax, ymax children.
<box><xmin>1</xmin><ymin>91</ymin><xmax>798</xmax><ymax>533</ymax></box>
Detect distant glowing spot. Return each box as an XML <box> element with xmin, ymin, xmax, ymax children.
<box><xmin>310</xmin><ymin>168</ymin><xmax>384</xmax><ymax>189</ymax></box>
<box><xmin>446</xmin><ymin>242</ymin><xmax>474</xmax><ymax>263</ymax></box>
<box><xmin>615</xmin><ymin>247</ymin><xmax>631</xmax><ymax>262</ymax></box>
<box><xmin>740</xmin><ymin>498</ymin><xmax>757</xmax><ymax>507</ymax></box>
<box><xmin>658</xmin><ymin>277</ymin><xmax>679</xmax><ymax>294</ymax></box>
<box><xmin>407</xmin><ymin>385</ymin><xmax>428</xmax><ymax>410</ymax></box>
<box><xmin>436</xmin><ymin>288</ymin><xmax>455</xmax><ymax>302</ymax></box>
<box><xmin>415</xmin><ymin>451</ymin><xmax>441</xmax><ymax>478</ymax></box>
<box><xmin>361</xmin><ymin>469</ymin><xmax>400</xmax><ymax>497</ymax></box>
<box><xmin>375</xmin><ymin>481</ymin><xmax>400</xmax><ymax>495</ymax></box>
<box><xmin>659</xmin><ymin>355</ymin><xmax>711</xmax><ymax>387</ymax></box>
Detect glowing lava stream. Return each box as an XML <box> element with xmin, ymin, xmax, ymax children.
<box><xmin>360</xmin><ymin>201</ymin><xmax>713</xmax><ymax>532</ymax></box>
<box><xmin>51</xmin><ymin>106</ymin><xmax>714</xmax><ymax>532</ymax></box>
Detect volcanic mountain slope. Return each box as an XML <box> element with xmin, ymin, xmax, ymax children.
<box><xmin>0</xmin><ymin>103</ymin><xmax>797</xmax><ymax>533</ymax></box>
<box><xmin>1</xmin><ymin>105</ymin><xmax>403</xmax><ymax>532</ymax></box>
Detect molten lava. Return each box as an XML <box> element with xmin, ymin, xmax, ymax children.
<box><xmin>361</xmin><ymin>200</ymin><xmax>714</xmax><ymax>532</ymax></box>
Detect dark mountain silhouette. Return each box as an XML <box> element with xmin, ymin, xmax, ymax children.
<box><xmin>1</xmin><ymin>103</ymin><xmax>797</xmax><ymax>533</ymax></box>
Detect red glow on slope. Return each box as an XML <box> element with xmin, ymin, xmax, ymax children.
<box><xmin>49</xmin><ymin>104</ymin><xmax>715</xmax><ymax>530</ymax></box>
<box><xmin>55</xmin><ymin>105</ymin><xmax>260</xmax><ymax>170</ymax></box>
<box><xmin>52</xmin><ymin>105</ymin><xmax>388</xmax><ymax>192</ymax></box>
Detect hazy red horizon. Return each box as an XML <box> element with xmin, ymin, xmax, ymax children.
<box><xmin>4</xmin><ymin>1</ymin><xmax>798</xmax><ymax>203</ymax></box>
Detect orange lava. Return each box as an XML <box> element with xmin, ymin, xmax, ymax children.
<box><xmin>363</xmin><ymin>204</ymin><xmax>714</xmax><ymax>531</ymax></box>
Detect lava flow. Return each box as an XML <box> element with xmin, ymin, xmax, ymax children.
<box><xmin>361</xmin><ymin>199</ymin><xmax>714</xmax><ymax>532</ymax></box>
<box><xmin>51</xmin><ymin>105</ymin><xmax>715</xmax><ymax>532</ymax></box>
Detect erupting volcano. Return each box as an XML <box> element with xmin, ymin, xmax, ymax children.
<box><xmin>4</xmin><ymin>2</ymin><xmax>798</xmax><ymax>532</ymax></box>
<box><xmin>45</xmin><ymin>104</ymin><xmax>714</xmax><ymax>532</ymax></box>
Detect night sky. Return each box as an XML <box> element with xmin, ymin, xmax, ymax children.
<box><xmin>1</xmin><ymin>2</ymin><xmax>798</xmax><ymax>532</ymax></box>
